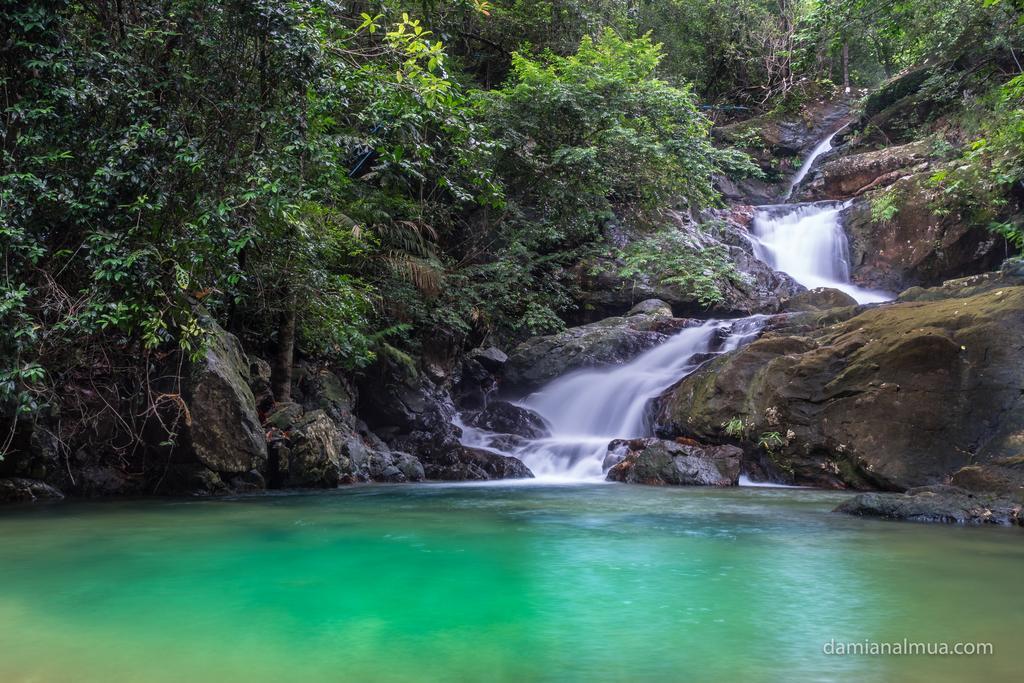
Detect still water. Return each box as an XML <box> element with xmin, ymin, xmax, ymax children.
<box><xmin>0</xmin><ymin>483</ymin><xmax>1020</xmax><ymax>682</ymax></box>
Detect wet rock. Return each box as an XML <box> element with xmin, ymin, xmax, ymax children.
<box><xmin>179</xmin><ymin>317</ymin><xmax>267</xmax><ymax>475</ymax></box>
<box><xmin>504</xmin><ymin>302</ymin><xmax>691</xmax><ymax>390</ymax></box>
<box><xmin>466</xmin><ymin>401</ymin><xmax>551</xmax><ymax>439</ymax></box>
<box><xmin>0</xmin><ymin>477</ymin><xmax>65</xmax><ymax>503</ymax></box>
<box><xmin>655</xmin><ymin>281</ymin><xmax>1024</xmax><ymax>490</ymax></box>
<box><xmin>949</xmin><ymin>458</ymin><xmax>1024</xmax><ymax>503</ymax></box>
<box><xmin>780</xmin><ymin>287</ymin><xmax>858</xmax><ymax>312</ymax></box>
<box><xmin>423</xmin><ymin>446</ymin><xmax>534</xmax><ymax>481</ymax></box>
<box><xmin>834</xmin><ymin>485</ymin><xmax>1024</xmax><ymax>526</ymax></box>
<box><xmin>605</xmin><ymin>438</ymin><xmax>742</xmax><ymax>486</ymax></box>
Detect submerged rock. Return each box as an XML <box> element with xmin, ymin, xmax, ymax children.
<box><xmin>605</xmin><ymin>438</ymin><xmax>741</xmax><ymax>487</ymax></box>
<box><xmin>835</xmin><ymin>486</ymin><xmax>1024</xmax><ymax>526</ymax></box>
<box><xmin>655</xmin><ymin>279</ymin><xmax>1024</xmax><ymax>490</ymax></box>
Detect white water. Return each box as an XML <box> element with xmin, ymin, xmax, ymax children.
<box><xmin>750</xmin><ymin>202</ymin><xmax>891</xmax><ymax>304</ymax></box>
<box><xmin>457</xmin><ymin>126</ymin><xmax>894</xmax><ymax>481</ymax></box>
<box><xmin>459</xmin><ymin>318</ymin><xmax>765</xmax><ymax>481</ymax></box>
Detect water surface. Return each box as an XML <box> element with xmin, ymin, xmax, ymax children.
<box><xmin>1</xmin><ymin>484</ymin><xmax>1021</xmax><ymax>682</ymax></box>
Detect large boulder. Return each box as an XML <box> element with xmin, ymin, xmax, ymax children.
<box><xmin>835</xmin><ymin>485</ymin><xmax>1024</xmax><ymax>526</ymax></box>
<box><xmin>504</xmin><ymin>301</ymin><xmax>691</xmax><ymax>390</ymax></box>
<box><xmin>842</xmin><ymin>173</ymin><xmax>1008</xmax><ymax>292</ymax></box>
<box><xmin>574</xmin><ymin>213</ymin><xmax>804</xmax><ymax>322</ymax></box>
<box><xmin>654</xmin><ymin>280</ymin><xmax>1024</xmax><ymax>490</ymax></box>
<box><xmin>179</xmin><ymin>318</ymin><xmax>267</xmax><ymax>476</ymax></box>
<box><xmin>465</xmin><ymin>401</ymin><xmax>551</xmax><ymax>439</ymax></box>
<box><xmin>423</xmin><ymin>446</ymin><xmax>534</xmax><ymax>481</ymax></box>
<box><xmin>804</xmin><ymin>140</ymin><xmax>931</xmax><ymax>200</ymax></box>
<box><xmin>605</xmin><ymin>438</ymin><xmax>742</xmax><ymax>486</ymax></box>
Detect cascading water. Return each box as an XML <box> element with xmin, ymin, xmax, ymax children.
<box><xmin>459</xmin><ymin>318</ymin><xmax>765</xmax><ymax>481</ymax></box>
<box><xmin>458</xmin><ymin>124</ymin><xmax>894</xmax><ymax>480</ymax></box>
<box><xmin>749</xmin><ymin>201</ymin><xmax>890</xmax><ymax>304</ymax></box>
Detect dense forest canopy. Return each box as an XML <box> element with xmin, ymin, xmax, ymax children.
<box><xmin>1</xmin><ymin>0</ymin><xmax>1022</xmax><ymax>456</ymax></box>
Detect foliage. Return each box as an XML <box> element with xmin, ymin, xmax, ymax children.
<box><xmin>619</xmin><ymin>227</ymin><xmax>743</xmax><ymax>307</ymax></box>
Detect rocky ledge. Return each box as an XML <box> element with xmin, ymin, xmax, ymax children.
<box><xmin>835</xmin><ymin>486</ymin><xmax>1023</xmax><ymax>527</ymax></box>
<box><xmin>654</xmin><ymin>260</ymin><xmax>1024</xmax><ymax>492</ymax></box>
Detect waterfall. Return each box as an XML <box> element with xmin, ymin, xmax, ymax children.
<box><xmin>750</xmin><ymin>202</ymin><xmax>890</xmax><ymax>304</ymax></box>
<box><xmin>459</xmin><ymin>318</ymin><xmax>765</xmax><ymax>481</ymax></box>
<box><xmin>458</xmin><ymin>124</ymin><xmax>893</xmax><ymax>480</ymax></box>
<box><xmin>782</xmin><ymin>122</ymin><xmax>846</xmax><ymax>201</ymax></box>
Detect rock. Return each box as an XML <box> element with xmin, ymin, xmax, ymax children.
<box><xmin>451</xmin><ymin>355</ymin><xmax>496</xmax><ymax>410</ymax></box>
<box><xmin>76</xmin><ymin>465</ymin><xmax>137</xmax><ymax>498</ymax></box>
<box><xmin>842</xmin><ymin>174</ymin><xmax>1007</xmax><ymax>292</ymax></box>
<box><xmin>574</xmin><ymin>215</ymin><xmax>804</xmax><ymax>322</ymax></box>
<box><xmin>269</xmin><ymin>410</ymin><xmax>342</xmax><ymax>488</ymax></box>
<box><xmin>949</xmin><ymin>458</ymin><xmax>1024</xmax><ymax>503</ymax></box>
<box><xmin>0</xmin><ymin>478</ymin><xmax>64</xmax><ymax>503</ymax></box>
<box><xmin>627</xmin><ymin>299</ymin><xmax>674</xmax><ymax>317</ymax></box>
<box><xmin>466</xmin><ymin>401</ymin><xmax>551</xmax><ymax>439</ymax></box>
<box><xmin>504</xmin><ymin>303</ymin><xmax>691</xmax><ymax>390</ymax></box>
<box><xmin>467</xmin><ymin>347</ymin><xmax>508</xmax><ymax>373</ymax></box>
<box><xmin>807</xmin><ymin>140</ymin><xmax>931</xmax><ymax>200</ymax></box>
<box><xmin>605</xmin><ymin>438</ymin><xmax>742</xmax><ymax>486</ymax></box>
<box><xmin>835</xmin><ymin>485</ymin><xmax>1024</xmax><ymax>526</ymax></box>
<box><xmin>423</xmin><ymin>446</ymin><xmax>534</xmax><ymax>481</ymax></box>
<box><xmin>226</xmin><ymin>470</ymin><xmax>266</xmax><ymax>493</ymax></box>
<box><xmin>897</xmin><ymin>257</ymin><xmax>1024</xmax><ymax>302</ymax></box>
<box><xmin>780</xmin><ymin>287</ymin><xmax>859</xmax><ymax>312</ymax></box>
<box><xmin>296</xmin><ymin>367</ymin><xmax>358</xmax><ymax>427</ymax></box>
<box><xmin>655</xmin><ymin>281</ymin><xmax>1024</xmax><ymax>490</ymax></box>
<box><xmin>358</xmin><ymin>350</ymin><xmax>461</xmax><ymax>457</ymax></box>
<box><xmin>179</xmin><ymin>317</ymin><xmax>267</xmax><ymax>475</ymax></box>
<box><xmin>155</xmin><ymin>464</ymin><xmax>230</xmax><ymax>497</ymax></box>
<box><xmin>265</xmin><ymin>401</ymin><xmax>304</xmax><ymax>430</ymax></box>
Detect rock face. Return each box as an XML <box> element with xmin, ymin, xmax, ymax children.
<box><xmin>465</xmin><ymin>401</ymin><xmax>551</xmax><ymax>439</ymax></box>
<box><xmin>358</xmin><ymin>351</ymin><xmax>531</xmax><ymax>480</ymax></box>
<box><xmin>714</xmin><ymin>100</ymin><xmax>851</xmax><ymax>203</ymax></box>
<box><xmin>605</xmin><ymin>438</ymin><xmax>742</xmax><ymax>486</ymax></box>
<box><xmin>835</xmin><ymin>486</ymin><xmax>1024</xmax><ymax>526</ymax></box>
<box><xmin>180</xmin><ymin>318</ymin><xmax>268</xmax><ymax>477</ymax></box>
<box><xmin>504</xmin><ymin>300</ymin><xmax>691</xmax><ymax>390</ymax></box>
<box><xmin>842</xmin><ymin>174</ymin><xmax>1009</xmax><ymax>292</ymax></box>
<box><xmin>654</xmin><ymin>276</ymin><xmax>1024</xmax><ymax>490</ymax></box>
<box><xmin>806</xmin><ymin>140</ymin><xmax>931</xmax><ymax>200</ymax></box>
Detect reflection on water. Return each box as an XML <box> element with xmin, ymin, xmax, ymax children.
<box><xmin>0</xmin><ymin>484</ymin><xmax>1021</xmax><ymax>682</ymax></box>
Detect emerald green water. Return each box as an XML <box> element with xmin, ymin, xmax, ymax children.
<box><xmin>1</xmin><ymin>483</ymin><xmax>1021</xmax><ymax>682</ymax></box>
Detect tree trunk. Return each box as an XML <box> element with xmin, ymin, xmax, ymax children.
<box><xmin>270</xmin><ymin>295</ymin><xmax>297</xmax><ymax>403</ymax></box>
<box><xmin>842</xmin><ymin>42</ymin><xmax>850</xmax><ymax>93</ymax></box>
